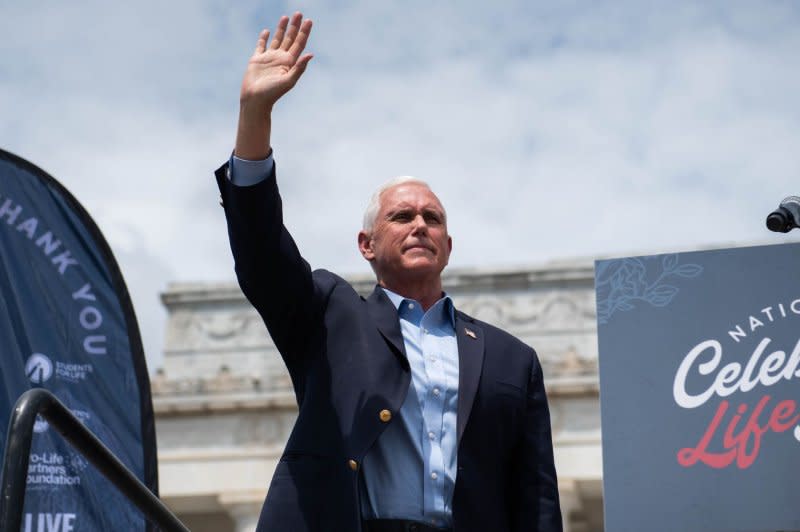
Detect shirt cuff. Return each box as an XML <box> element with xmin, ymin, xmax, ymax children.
<box><xmin>228</xmin><ymin>153</ymin><xmax>275</xmax><ymax>186</ymax></box>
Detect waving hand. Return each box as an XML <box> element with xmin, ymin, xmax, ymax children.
<box><xmin>235</xmin><ymin>13</ymin><xmax>313</xmax><ymax>159</ymax></box>
<box><xmin>242</xmin><ymin>13</ymin><xmax>313</xmax><ymax>107</ymax></box>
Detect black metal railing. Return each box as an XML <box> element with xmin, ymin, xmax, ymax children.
<box><xmin>0</xmin><ymin>388</ymin><xmax>189</xmax><ymax>532</ymax></box>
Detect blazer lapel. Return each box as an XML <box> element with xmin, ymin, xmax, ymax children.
<box><xmin>366</xmin><ymin>286</ymin><xmax>408</xmax><ymax>368</ymax></box>
<box><xmin>456</xmin><ymin>313</ymin><xmax>485</xmax><ymax>446</ymax></box>
<box><xmin>366</xmin><ymin>289</ymin><xmax>484</xmax><ymax>444</ymax></box>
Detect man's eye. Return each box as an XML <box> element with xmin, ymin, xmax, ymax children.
<box><xmin>424</xmin><ymin>213</ymin><xmax>442</xmax><ymax>224</ymax></box>
<box><xmin>393</xmin><ymin>213</ymin><xmax>413</xmax><ymax>222</ymax></box>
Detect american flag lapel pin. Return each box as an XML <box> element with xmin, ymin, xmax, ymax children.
<box><xmin>465</xmin><ymin>328</ymin><xmax>477</xmax><ymax>339</ymax></box>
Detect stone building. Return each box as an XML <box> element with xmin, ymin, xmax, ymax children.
<box><xmin>152</xmin><ymin>260</ymin><xmax>603</xmax><ymax>532</ymax></box>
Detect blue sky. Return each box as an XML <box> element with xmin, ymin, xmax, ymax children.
<box><xmin>2</xmin><ymin>1</ymin><xmax>800</xmax><ymax>370</ymax></box>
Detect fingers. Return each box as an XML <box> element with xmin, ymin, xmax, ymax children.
<box><xmin>288</xmin><ymin>19</ymin><xmax>313</xmax><ymax>60</ymax></box>
<box><xmin>254</xmin><ymin>29</ymin><xmax>269</xmax><ymax>54</ymax></box>
<box><xmin>267</xmin><ymin>12</ymin><xmax>309</xmax><ymax>54</ymax></box>
<box><xmin>281</xmin><ymin>12</ymin><xmax>303</xmax><ymax>51</ymax></box>
<box><xmin>287</xmin><ymin>53</ymin><xmax>313</xmax><ymax>84</ymax></box>
<box><xmin>297</xmin><ymin>53</ymin><xmax>314</xmax><ymax>69</ymax></box>
<box><xmin>264</xmin><ymin>13</ymin><xmax>313</xmax><ymax>64</ymax></box>
<box><xmin>269</xmin><ymin>15</ymin><xmax>289</xmax><ymax>50</ymax></box>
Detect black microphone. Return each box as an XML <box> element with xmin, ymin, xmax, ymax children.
<box><xmin>766</xmin><ymin>196</ymin><xmax>800</xmax><ymax>233</ymax></box>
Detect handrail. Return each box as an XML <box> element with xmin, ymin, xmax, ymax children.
<box><xmin>0</xmin><ymin>388</ymin><xmax>189</xmax><ymax>532</ymax></box>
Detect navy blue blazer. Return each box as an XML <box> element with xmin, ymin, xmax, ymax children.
<box><xmin>216</xmin><ymin>162</ymin><xmax>562</xmax><ymax>532</ymax></box>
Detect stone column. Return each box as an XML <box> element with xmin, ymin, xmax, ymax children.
<box><xmin>558</xmin><ymin>479</ymin><xmax>580</xmax><ymax>532</ymax></box>
<box><xmin>220</xmin><ymin>493</ymin><xmax>263</xmax><ymax>532</ymax></box>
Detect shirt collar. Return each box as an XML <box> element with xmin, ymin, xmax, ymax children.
<box><xmin>380</xmin><ymin>286</ymin><xmax>456</xmax><ymax>328</ymax></box>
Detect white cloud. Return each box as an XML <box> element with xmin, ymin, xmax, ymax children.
<box><xmin>3</xmin><ymin>0</ymin><xmax>800</xmax><ymax>372</ymax></box>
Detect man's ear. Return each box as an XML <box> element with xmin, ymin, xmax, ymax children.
<box><xmin>443</xmin><ymin>235</ymin><xmax>453</xmax><ymax>266</ymax></box>
<box><xmin>358</xmin><ymin>231</ymin><xmax>375</xmax><ymax>261</ymax></box>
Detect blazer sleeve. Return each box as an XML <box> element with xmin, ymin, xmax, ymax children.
<box><xmin>511</xmin><ymin>349</ymin><xmax>563</xmax><ymax>532</ymax></box>
<box><xmin>215</xmin><ymin>160</ymin><xmax>324</xmax><ymax>364</ymax></box>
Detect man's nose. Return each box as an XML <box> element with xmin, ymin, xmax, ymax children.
<box><xmin>411</xmin><ymin>214</ymin><xmax>429</xmax><ymax>234</ymax></box>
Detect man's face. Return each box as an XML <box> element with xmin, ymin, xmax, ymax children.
<box><xmin>359</xmin><ymin>183</ymin><xmax>452</xmax><ymax>284</ymax></box>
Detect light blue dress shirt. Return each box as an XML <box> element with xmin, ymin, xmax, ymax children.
<box><xmin>228</xmin><ymin>155</ymin><xmax>461</xmax><ymax>526</ymax></box>
<box><xmin>361</xmin><ymin>288</ymin><xmax>459</xmax><ymax>528</ymax></box>
<box><xmin>228</xmin><ymin>154</ymin><xmax>274</xmax><ymax>186</ymax></box>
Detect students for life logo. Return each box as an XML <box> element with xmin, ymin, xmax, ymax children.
<box><xmin>25</xmin><ymin>353</ymin><xmax>53</xmax><ymax>384</ymax></box>
<box><xmin>25</xmin><ymin>353</ymin><xmax>93</xmax><ymax>385</ymax></box>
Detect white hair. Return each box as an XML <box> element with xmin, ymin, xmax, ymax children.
<box><xmin>362</xmin><ymin>176</ymin><xmax>444</xmax><ymax>232</ymax></box>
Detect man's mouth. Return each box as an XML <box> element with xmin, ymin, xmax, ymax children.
<box><xmin>404</xmin><ymin>244</ymin><xmax>432</xmax><ymax>253</ymax></box>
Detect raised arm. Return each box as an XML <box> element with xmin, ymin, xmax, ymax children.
<box><xmin>217</xmin><ymin>14</ymin><xmax>321</xmax><ymax>372</ymax></box>
<box><xmin>234</xmin><ymin>13</ymin><xmax>313</xmax><ymax>160</ymax></box>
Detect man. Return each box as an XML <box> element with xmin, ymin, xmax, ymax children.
<box><xmin>216</xmin><ymin>12</ymin><xmax>562</xmax><ymax>532</ymax></box>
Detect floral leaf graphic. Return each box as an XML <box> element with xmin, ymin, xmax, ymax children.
<box><xmin>595</xmin><ymin>260</ymin><xmax>612</xmax><ymax>282</ymax></box>
<box><xmin>595</xmin><ymin>254</ymin><xmax>704</xmax><ymax>324</ymax></box>
<box><xmin>673</xmin><ymin>264</ymin><xmax>703</xmax><ymax>278</ymax></box>
<box><xmin>623</xmin><ymin>257</ymin><xmax>646</xmax><ymax>271</ymax></box>
<box><xmin>662</xmin><ymin>254</ymin><xmax>678</xmax><ymax>272</ymax></box>
<box><xmin>616</xmin><ymin>301</ymin><xmax>635</xmax><ymax>311</ymax></box>
<box><xmin>648</xmin><ymin>285</ymin><xmax>678</xmax><ymax>307</ymax></box>
<box><xmin>611</xmin><ymin>268</ymin><xmax>625</xmax><ymax>290</ymax></box>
